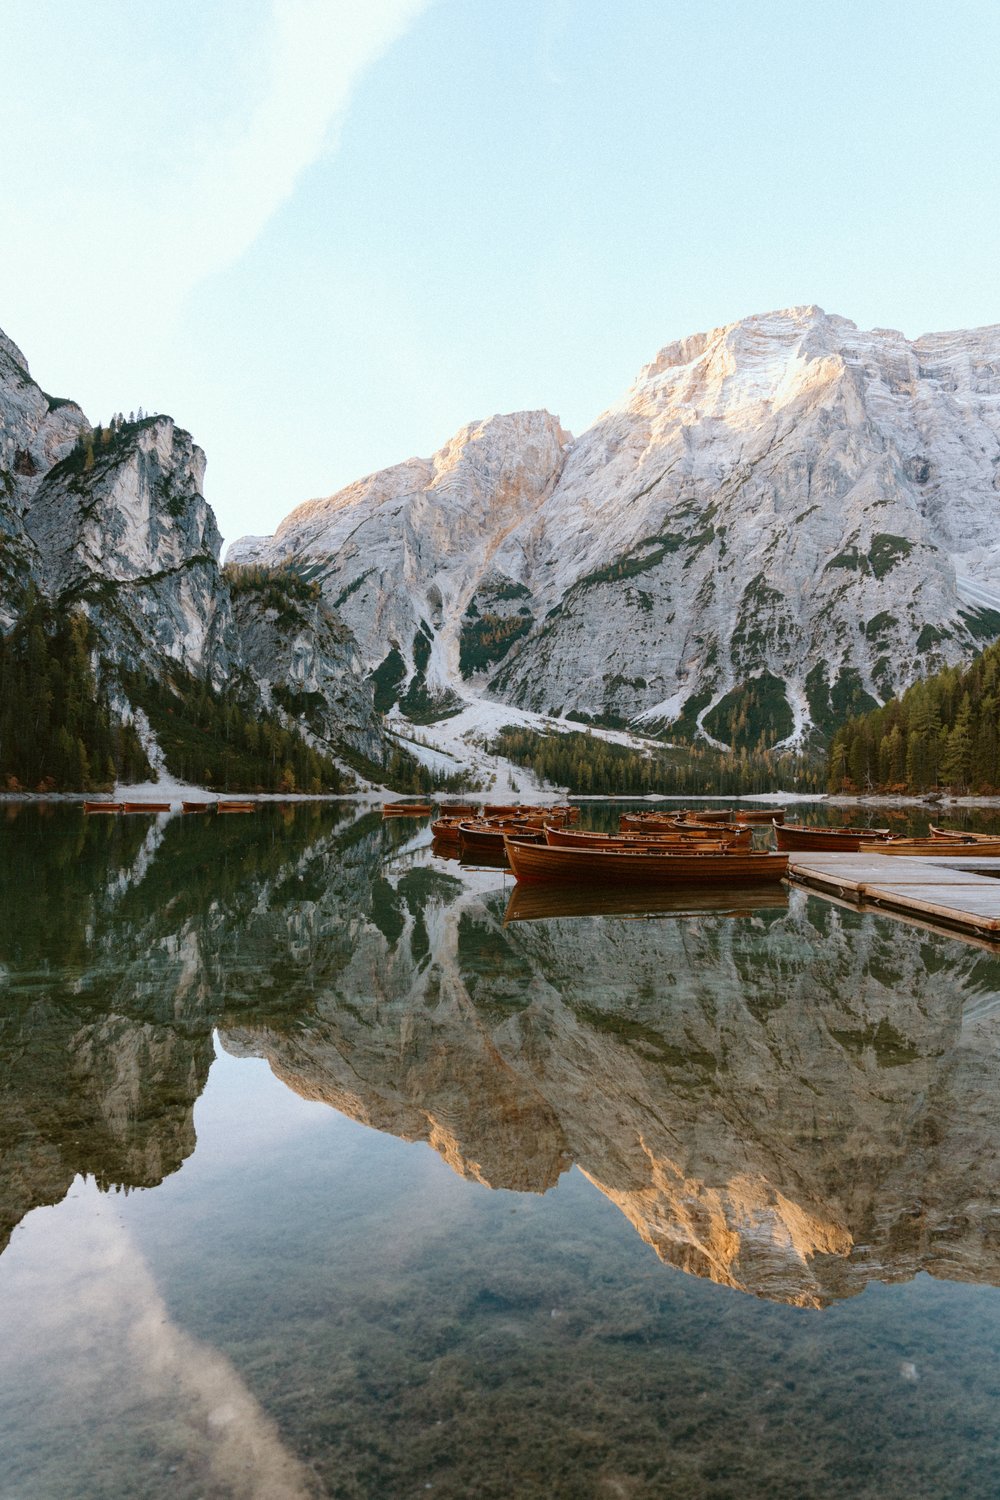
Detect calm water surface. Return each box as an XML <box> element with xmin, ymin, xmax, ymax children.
<box><xmin>2</xmin><ymin>803</ymin><xmax>1000</xmax><ymax>1498</ymax></box>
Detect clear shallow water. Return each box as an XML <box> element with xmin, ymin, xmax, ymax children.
<box><xmin>2</xmin><ymin>805</ymin><xmax>1000</xmax><ymax>1498</ymax></box>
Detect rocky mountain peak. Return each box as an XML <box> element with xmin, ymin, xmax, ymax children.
<box><xmin>232</xmin><ymin>305</ymin><xmax>1000</xmax><ymax>748</ymax></box>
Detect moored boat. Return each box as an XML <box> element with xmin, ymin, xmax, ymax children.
<box><xmin>732</xmin><ymin>807</ymin><xmax>787</xmax><ymax>824</ymax></box>
<box><xmin>619</xmin><ymin>814</ymin><xmax>753</xmax><ymax>845</ymax></box>
<box><xmin>545</xmin><ymin>827</ymin><xmax>746</xmax><ymax>852</ymax></box>
<box><xmin>217</xmin><ymin>800</ymin><xmax>255</xmax><ymax>814</ymax></box>
<box><xmin>436</xmin><ymin>802</ymin><xmax>477</xmax><ymax>818</ymax></box>
<box><xmin>929</xmin><ymin>824</ymin><xmax>1000</xmax><ymax>844</ymax></box>
<box><xmin>83</xmin><ymin>800</ymin><xmax>122</xmax><ymax>813</ymax></box>
<box><xmin>877</xmin><ymin>836</ymin><xmax>1000</xmax><ymax>856</ymax></box>
<box><xmin>430</xmin><ymin>817</ymin><xmax>464</xmax><ymax>842</ymax></box>
<box><xmin>774</xmin><ymin>822</ymin><xmax>890</xmax><ymax>852</ymax></box>
<box><xmin>458</xmin><ymin>820</ymin><xmax>544</xmax><ymax>853</ymax></box>
<box><xmin>671</xmin><ymin>808</ymin><xmax>734</xmax><ymax>823</ymax></box>
<box><xmin>123</xmin><ymin>801</ymin><xmax>171</xmax><ymax>813</ymax></box>
<box><xmin>382</xmin><ymin>802</ymin><xmax>433</xmax><ymax>816</ymax></box>
<box><xmin>504</xmin><ymin>835</ymin><xmax>788</xmax><ymax>885</ymax></box>
<box><xmin>182</xmin><ymin>800</ymin><xmax>214</xmax><ymax>813</ymax></box>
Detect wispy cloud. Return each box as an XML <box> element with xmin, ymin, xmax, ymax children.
<box><xmin>0</xmin><ymin>0</ymin><xmax>434</xmax><ymax>362</ymax></box>
<box><xmin>179</xmin><ymin>0</ymin><xmax>435</xmax><ymax>291</ymax></box>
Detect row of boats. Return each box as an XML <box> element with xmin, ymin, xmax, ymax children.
<box><xmin>83</xmin><ymin>800</ymin><xmax>255</xmax><ymax>815</ymax></box>
<box><xmin>417</xmin><ymin>802</ymin><xmax>1000</xmax><ymax>887</ymax></box>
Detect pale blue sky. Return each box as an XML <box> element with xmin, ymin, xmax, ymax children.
<box><xmin>2</xmin><ymin>0</ymin><xmax>999</xmax><ymax>545</ymax></box>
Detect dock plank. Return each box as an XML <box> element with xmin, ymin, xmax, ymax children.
<box><xmin>787</xmin><ymin>851</ymin><xmax>1000</xmax><ymax>943</ymax></box>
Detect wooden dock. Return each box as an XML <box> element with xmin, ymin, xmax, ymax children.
<box><xmin>787</xmin><ymin>852</ymin><xmax>1000</xmax><ymax>942</ymax></box>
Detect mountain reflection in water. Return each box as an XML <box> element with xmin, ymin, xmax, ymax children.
<box><xmin>3</xmin><ymin>803</ymin><xmax>1000</xmax><ymax>1309</ymax></box>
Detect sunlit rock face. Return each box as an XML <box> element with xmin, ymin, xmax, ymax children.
<box><xmin>0</xmin><ymin>325</ymin><xmax>383</xmax><ymax>759</ymax></box>
<box><xmin>232</xmin><ymin>307</ymin><xmax>1000</xmax><ymax>745</ymax></box>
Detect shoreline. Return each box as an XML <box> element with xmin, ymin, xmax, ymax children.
<box><xmin>4</xmin><ymin>789</ymin><xmax>1000</xmax><ymax>809</ymax></box>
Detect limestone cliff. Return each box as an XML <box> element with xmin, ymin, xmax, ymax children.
<box><xmin>0</xmin><ymin>325</ymin><xmax>384</xmax><ymax>773</ymax></box>
<box><xmin>231</xmin><ymin>307</ymin><xmax>1000</xmax><ymax>748</ymax></box>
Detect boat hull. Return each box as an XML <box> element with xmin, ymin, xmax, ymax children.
<box><xmin>878</xmin><ymin>837</ymin><xmax>1000</xmax><ymax>856</ymax></box>
<box><xmin>505</xmin><ymin>836</ymin><xmax>788</xmax><ymax>885</ymax></box>
<box><xmin>83</xmin><ymin>801</ymin><xmax>122</xmax><ymax>814</ymax></box>
<box><xmin>123</xmin><ymin>802</ymin><xmax>171</xmax><ymax>813</ymax></box>
<box><xmin>774</xmin><ymin>823</ymin><xmax>889</xmax><ymax>852</ymax></box>
<box><xmin>459</xmin><ymin>822</ymin><xmax>543</xmax><ymax>852</ymax></box>
<box><xmin>545</xmin><ymin>828</ymin><xmax>739</xmax><ymax>852</ymax></box>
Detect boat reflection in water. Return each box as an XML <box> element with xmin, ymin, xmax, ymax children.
<box><xmin>503</xmin><ymin>881</ymin><xmax>789</xmax><ymax>923</ymax></box>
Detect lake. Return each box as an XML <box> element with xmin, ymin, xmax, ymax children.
<box><xmin>1</xmin><ymin>803</ymin><xmax>999</xmax><ymax>1498</ymax></box>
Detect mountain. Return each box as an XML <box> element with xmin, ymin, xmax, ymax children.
<box><xmin>0</xmin><ymin>326</ymin><xmax>384</xmax><ymax>786</ymax></box>
<box><xmin>231</xmin><ymin>306</ymin><xmax>1000</xmax><ymax>750</ymax></box>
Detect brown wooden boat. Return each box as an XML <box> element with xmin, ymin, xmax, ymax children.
<box><xmin>671</xmin><ymin>808</ymin><xmax>734</xmax><ymax>823</ymax></box>
<box><xmin>877</xmin><ymin>836</ymin><xmax>1000</xmax><ymax>856</ymax></box>
<box><xmin>504</xmin><ymin>882</ymin><xmax>790</xmax><ymax>924</ymax></box>
<box><xmin>774</xmin><ymin>822</ymin><xmax>891</xmax><ymax>852</ymax></box>
<box><xmin>929</xmin><ymin>824</ymin><xmax>1000</xmax><ymax>844</ymax></box>
<box><xmin>182</xmin><ymin>800</ymin><xmax>214</xmax><ymax>813</ymax></box>
<box><xmin>217</xmin><ymin>800</ymin><xmax>255</xmax><ymax>814</ymax></box>
<box><xmin>545</xmin><ymin>827</ymin><xmax>747</xmax><ymax>852</ymax></box>
<box><xmin>430</xmin><ymin>817</ymin><xmax>465</xmax><ymax>842</ymax></box>
<box><xmin>123</xmin><ymin>801</ymin><xmax>171</xmax><ymax>813</ymax></box>
<box><xmin>382</xmin><ymin>802</ymin><xmax>433</xmax><ymax>816</ymax></box>
<box><xmin>732</xmin><ymin>807</ymin><xmax>787</xmax><ymax>824</ymax></box>
<box><xmin>505</xmin><ymin>835</ymin><xmax>788</xmax><ymax>885</ymax></box>
<box><xmin>619</xmin><ymin>814</ymin><xmax>753</xmax><ymax>846</ymax></box>
<box><xmin>436</xmin><ymin>803</ymin><xmax>477</xmax><ymax>818</ymax></box>
<box><xmin>83</xmin><ymin>800</ymin><xmax>122</xmax><ymax>814</ymax></box>
<box><xmin>458</xmin><ymin>820</ymin><xmax>544</xmax><ymax>853</ymax></box>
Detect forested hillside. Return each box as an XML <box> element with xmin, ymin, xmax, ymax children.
<box><xmin>828</xmin><ymin>638</ymin><xmax>1000</xmax><ymax>793</ymax></box>
<box><xmin>490</xmin><ymin>725</ymin><xmax>824</xmax><ymax>796</ymax></box>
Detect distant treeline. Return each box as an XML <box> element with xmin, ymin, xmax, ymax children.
<box><xmin>828</xmin><ymin>636</ymin><xmax>1000</xmax><ymax>793</ymax></box>
<box><xmin>490</xmin><ymin>724</ymin><xmax>824</xmax><ymax>796</ymax></box>
<box><xmin>0</xmin><ymin>590</ymin><xmax>150</xmax><ymax>791</ymax></box>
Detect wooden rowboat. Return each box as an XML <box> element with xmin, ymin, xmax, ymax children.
<box><xmin>672</xmin><ymin>808</ymin><xmax>734</xmax><ymax>823</ymax></box>
<box><xmin>774</xmin><ymin>822</ymin><xmax>891</xmax><ymax>852</ymax></box>
<box><xmin>436</xmin><ymin>803</ymin><xmax>477</xmax><ymax>818</ymax></box>
<box><xmin>83</xmin><ymin>800</ymin><xmax>122</xmax><ymax>813</ymax></box>
<box><xmin>431</xmin><ymin>817</ymin><xmax>464</xmax><ymax>842</ymax></box>
<box><xmin>123</xmin><ymin>801</ymin><xmax>171</xmax><ymax>813</ymax></box>
<box><xmin>929</xmin><ymin>824</ymin><xmax>1000</xmax><ymax>844</ymax></box>
<box><xmin>218</xmin><ymin>800</ymin><xmax>255</xmax><ymax>814</ymax></box>
<box><xmin>504</xmin><ymin>835</ymin><xmax>788</xmax><ymax>885</ymax></box>
<box><xmin>619</xmin><ymin>815</ymin><xmax>753</xmax><ymax>845</ymax></box>
<box><xmin>182</xmin><ymin>800</ymin><xmax>214</xmax><ymax>813</ymax></box>
<box><xmin>878</xmin><ymin>836</ymin><xmax>1000</xmax><ymax>856</ymax></box>
<box><xmin>732</xmin><ymin>807</ymin><xmax>787</xmax><ymax>824</ymax></box>
<box><xmin>458</xmin><ymin>821</ymin><xmax>544</xmax><ymax>852</ymax></box>
<box><xmin>382</xmin><ymin>802</ymin><xmax>433</xmax><ymax>816</ymax></box>
<box><xmin>545</xmin><ymin>827</ymin><xmax>746</xmax><ymax>852</ymax></box>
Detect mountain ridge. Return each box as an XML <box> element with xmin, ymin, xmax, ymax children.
<box><xmin>231</xmin><ymin>304</ymin><xmax>1000</xmax><ymax>750</ymax></box>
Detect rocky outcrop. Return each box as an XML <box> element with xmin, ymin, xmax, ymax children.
<box><xmin>0</xmin><ymin>325</ymin><xmax>384</xmax><ymax>769</ymax></box>
<box><xmin>231</xmin><ymin>307</ymin><xmax>1000</xmax><ymax>747</ymax></box>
